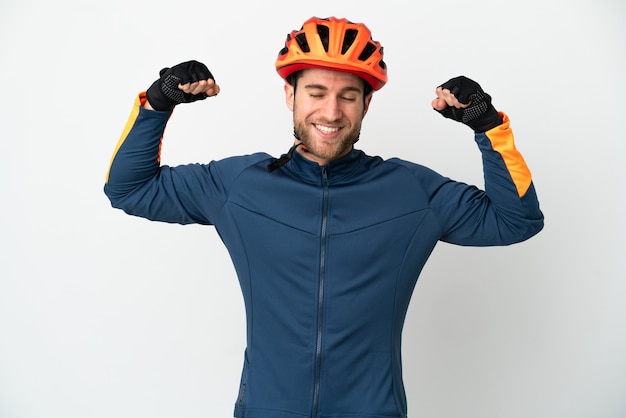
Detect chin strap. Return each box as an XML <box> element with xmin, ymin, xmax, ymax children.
<box><xmin>267</xmin><ymin>142</ymin><xmax>303</xmax><ymax>172</ymax></box>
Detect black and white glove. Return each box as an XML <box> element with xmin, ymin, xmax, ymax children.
<box><xmin>435</xmin><ymin>76</ymin><xmax>502</xmax><ymax>132</ymax></box>
<box><xmin>146</xmin><ymin>60</ymin><xmax>215</xmax><ymax>111</ymax></box>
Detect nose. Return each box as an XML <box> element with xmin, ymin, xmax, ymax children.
<box><xmin>320</xmin><ymin>97</ymin><xmax>342</xmax><ymax>121</ymax></box>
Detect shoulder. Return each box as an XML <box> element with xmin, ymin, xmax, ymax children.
<box><xmin>212</xmin><ymin>152</ymin><xmax>274</xmax><ymax>171</ymax></box>
<box><xmin>381</xmin><ymin>157</ymin><xmax>444</xmax><ymax>178</ymax></box>
<box><xmin>199</xmin><ymin>152</ymin><xmax>274</xmax><ymax>186</ymax></box>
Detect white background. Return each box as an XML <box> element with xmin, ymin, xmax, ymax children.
<box><xmin>1</xmin><ymin>0</ymin><xmax>624</xmax><ymax>417</ymax></box>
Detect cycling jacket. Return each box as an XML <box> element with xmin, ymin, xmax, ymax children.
<box><xmin>104</xmin><ymin>92</ymin><xmax>543</xmax><ymax>418</ymax></box>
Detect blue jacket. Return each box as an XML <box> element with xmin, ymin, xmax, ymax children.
<box><xmin>105</xmin><ymin>93</ymin><xmax>543</xmax><ymax>418</ymax></box>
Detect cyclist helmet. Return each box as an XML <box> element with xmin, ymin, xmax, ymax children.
<box><xmin>275</xmin><ymin>17</ymin><xmax>388</xmax><ymax>91</ymax></box>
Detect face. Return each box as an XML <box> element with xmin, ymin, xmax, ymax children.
<box><xmin>285</xmin><ymin>68</ymin><xmax>373</xmax><ymax>166</ymax></box>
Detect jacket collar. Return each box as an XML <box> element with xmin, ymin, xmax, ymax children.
<box><xmin>286</xmin><ymin>148</ymin><xmax>368</xmax><ymax>186</ymax></box>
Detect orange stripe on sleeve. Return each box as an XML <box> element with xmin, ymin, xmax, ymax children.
<box><xmin>105</xmin><ymin>93</ymin><xmax>146</xmax><ymax>184</ymax></box>
<box><xmin>485</xmin><ymin>113</ymin><xmax>532</xmax><ymax>197</ymax></box>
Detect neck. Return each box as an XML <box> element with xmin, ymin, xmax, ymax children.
<box><xmin>294</xmin><ymin>141</ymin><xmax>354</xmax><ymax>166</ymax></box>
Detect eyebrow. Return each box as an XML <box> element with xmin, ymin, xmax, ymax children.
<box><xmin>303</xmin><ymin>83</ymin><xmax>363</xmax><ymax>94</ymax></box>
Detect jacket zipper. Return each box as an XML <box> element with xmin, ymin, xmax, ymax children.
<box><xmin>312</xmin><ymin>166</ymin><xmax>330</xmax><ymax>418</ymax></box>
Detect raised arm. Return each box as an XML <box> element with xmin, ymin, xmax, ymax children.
<box><xmin>104</xmin><ymin>61</ymin><xmax>223</xmax><ymax>225</ymax></box>
<box><xmin>429</xmin><ymin>76</ymin><xmax>544</xmax><ymax>245</ymax></box>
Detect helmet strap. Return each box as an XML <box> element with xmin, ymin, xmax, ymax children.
<box><xmin>267</xmin><ymin>142</ymin><xmax>303</xmax><ymax>172</ymax></box>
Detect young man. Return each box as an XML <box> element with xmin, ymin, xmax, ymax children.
<box><xmin>105</xmin><ymin>16</ymin><xmax>543</xmax><ymax>418</ymax></box>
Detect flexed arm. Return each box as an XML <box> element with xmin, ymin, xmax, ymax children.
<box><xmin>104</xmin><ymin>61</ymin><xmax>223</xmax><ymax>225</ymax></box>
<box><xmin>429</xmin><ymin>76</ymin><xmax>543</xmax><ymax>245</ymax></box>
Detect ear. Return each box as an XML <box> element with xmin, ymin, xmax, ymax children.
<box><xmin>284</xmin><ymin>82</ymin><xmax>295</xmax><ymax>111</ymax></box>
<box><xmin>362</xmin><ymin>92</ymin><xmax>373</xmax><ymax>117</ymax></box>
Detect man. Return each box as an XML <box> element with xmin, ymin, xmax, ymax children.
<box><xmin>105</xmin><ymin>16</ymin><xmax>543</xmax><ymax>418</ymax></box>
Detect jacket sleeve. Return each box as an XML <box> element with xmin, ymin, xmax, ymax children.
<box><xmin>429</xmin><ymin>112</ymin><xmax>544</xmax><ymax>246</ymax></box>
<box><xmin>104</xmin><ymin>93</ymin><xmax>227</xmax><ymax>225</ymax></box>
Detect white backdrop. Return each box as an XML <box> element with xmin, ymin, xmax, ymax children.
<box><xmin>1</xmin><ymin>0</ymin><xmax>624</xmax><ymax>417</ymax></box>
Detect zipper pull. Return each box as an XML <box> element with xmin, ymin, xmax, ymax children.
<box><xmin>320</xmin><ymin>166</ymin><xmax>329</xmax><ymax>186</ymax></box>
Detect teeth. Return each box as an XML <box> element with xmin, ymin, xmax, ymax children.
<box><xmin>316</xmin><ymin>125</ymin><xmax>340</xmax><ymax>134</ymax></box>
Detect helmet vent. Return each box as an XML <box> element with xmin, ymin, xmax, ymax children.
<box><xmin>316</xmin><ymin>24</ymin><xmax>330</xmax><ymax>52</ymax></box>
<box><xmin>341</xmin><ymin>29</ymin><xmax>358</xmax><ymax>54</ymax></box>
<box><xmin>295</xmin><ymin>33</ymin><xmax>310</xmax><ymax>53</ymax></box>
<box><xmin>378</xmin><ymin>48</ymin><xmax>387</xmax><ymax>70</ymax></box>
<box><xmin>358</xmin><ymin>42</ymin><xmax>377</xmax><ymax>61</ymax></box>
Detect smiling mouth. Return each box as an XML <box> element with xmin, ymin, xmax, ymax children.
<box><xmin>314</xmin><ymin>124</ymin><xmax>341</xmax><ymax>135</ymax></box>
